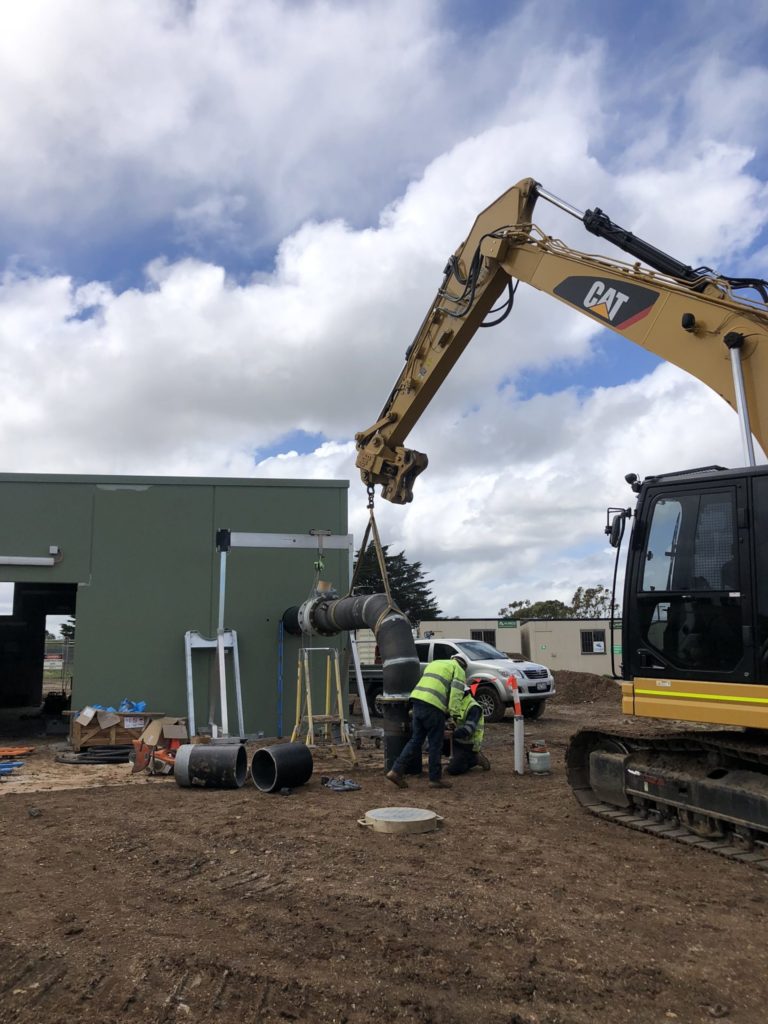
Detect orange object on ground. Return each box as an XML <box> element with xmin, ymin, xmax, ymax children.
<box><xmin>131</xmin><ymin>739</ymin><xmax>153</xmax><ymax>774</ymax></box>
<box><xmin>152</xmin><ymin>748</ymin><xmax>177</xmax><ymax>766</ymax></box>
<box><xmin>0</xmin><ymin>747</ymin><xmax>35</xmax><ymax>758</ymax></box>
<box><xmin>131</xmin><ymin>737</ymin><xmax>181</xmax><ymax>774</ymax></box>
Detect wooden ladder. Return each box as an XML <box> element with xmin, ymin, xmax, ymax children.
<box><xmin>291</xmin><ymin>647</ymin><xmax>357</xmax><ymax>764</ymax></box>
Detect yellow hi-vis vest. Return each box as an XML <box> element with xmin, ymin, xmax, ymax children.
<box><xmin>455</xmin><ymin>691</ymin><xmax>485</xmax><ymax>752</ymax></box>
<box><xmin>411</xmin><ymin>659</ymin><xmax>466</xmax><ymax>717</ymax></box>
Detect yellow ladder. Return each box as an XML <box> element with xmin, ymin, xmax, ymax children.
<box><xmin>291</xmin><ymin>647</ymin><xmax>357</xmax><ymax>764</ymax></box>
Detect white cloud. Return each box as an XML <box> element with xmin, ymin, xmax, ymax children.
<box><xmin>615</xmin><ymin>143</ymin><xmax>768</xmax><ymax>264</ymax></box>
<box><xmin>250</xmin><ymin>362</ymin><xmax>754</xmax><ymax>615</ymax></box>
<box><xmin>0</xmin><ymin>0</ymin><xmax>764</xmax><ymax>263</ymax></box>
<box><xmin>365</xmin><ymin>363</ymin><xmax>754</xmax><ymax>614</ymax></box>
<box><xmin>0</xmin><ymin>1</ymin><xmax>766</xmax><ymax>619</ymax></box>
<box><xmin>0</xmin><ymin>0</ymin><xmax>531</xmax><ymax>252</ymax></box>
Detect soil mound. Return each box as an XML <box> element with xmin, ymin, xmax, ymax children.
<box><xmin>553</xmin><ymin>669</ymin><xmax>621</xmax><ymax>704</ymax></box>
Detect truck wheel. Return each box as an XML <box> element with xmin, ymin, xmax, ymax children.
<box><xmin>368</xmin><ymin>687</ymin><xmax>384</xmax><ymax>718</ymax></box>
<box><xmin>522</xmin><ymin>700</ymin><xmax>546</xmax><ymax>721</ymax></box>
<box><xmin>476</xmin><ymin>686</ymin><xmax>505</xmax><ymax>723</ymax></box>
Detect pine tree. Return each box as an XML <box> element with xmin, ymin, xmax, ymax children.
<box><xmin>353</xmin><ymin>543</ymin><xmax>441</xmax><ymax>622</ymax></box>
<box><xmin>59</xmin><ymin>618</ymin><xmax>76</xmax><ymax>641</ymax></box>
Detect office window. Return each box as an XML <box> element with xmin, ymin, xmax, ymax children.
<box><xmin>581</xmin><ymin>629</ymin><xmax>606</xmax><ymax>655</ymax></box>
<box><xmin>470</xmin><ymin>629</ymin><xmax>496</xmax><ymax>645</ymax></box>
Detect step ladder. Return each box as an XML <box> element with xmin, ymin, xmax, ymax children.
<box><xmin>184</xmin><ymin>629</ymin><xmax>244</xmax><ymax>738</ymax></box>
<box><xmin>291</xmin><ymin>647</ymin><xmax>357</xmax><ymax>763</ymax></box>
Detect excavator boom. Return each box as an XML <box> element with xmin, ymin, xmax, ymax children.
<box><xmin>355</xmin><ymin>178</ymin><xmax>768</xmax><ymax>503</ymax></box>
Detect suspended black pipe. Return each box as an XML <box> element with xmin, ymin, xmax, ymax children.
<box><xmin>282</xmin><ymin>592</ymin><xmax>420</xmax><ymax>768</ymax></box>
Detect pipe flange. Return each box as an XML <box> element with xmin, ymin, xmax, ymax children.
<box><xmin>296</xmin><ymin>599</ymin><xmax>316</xmax><ymax>635</ymax></box>
<box><xmin>299</xmin><ymin>597</ymin><xmax>338</xmax><ymax>637</ymax></box>
<box><xmin>310</xmin><ymin>601</ymin><xmax>338</xmax><ymax>636</ymax></box>
<box><xmin>174</xmin><ymin>743</ymin><xmax>194</xmax><ymax>787</ymax></box>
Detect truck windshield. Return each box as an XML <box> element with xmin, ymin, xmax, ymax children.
<box><xmin>456</xmin><ymin>641</ymin><xmax>507</xmax><ymax>660</ymax></box>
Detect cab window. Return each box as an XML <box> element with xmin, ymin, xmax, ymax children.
<box><xmin>637</xmin><ymin>489</ymin><xmax>742</xmax><ymax>673</ymax></box>
<box><xmin>414</xmin><ymin>641</ymin><xmax>430</xmax><ymax>663</ymax></box>
<box><xmin>642</xmin><ymin>492</ymin><xmax>737</xmax><ymax>593</ymax></box>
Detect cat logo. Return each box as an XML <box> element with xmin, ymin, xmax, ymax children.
<box><xmin>583</xmin><ymin>281</ymin><xmax>630</xmax><ymax>321</ymax></box>
<box><xmin>553</xmin><ymin>276</ymin><xmax>659</xmax><ymax>330</ymax></box>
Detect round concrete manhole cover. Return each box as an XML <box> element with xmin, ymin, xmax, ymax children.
<box><xmin>358</xmin><ymin>806</ymin><xmax>443</xmax><ymax>834</ymax></box>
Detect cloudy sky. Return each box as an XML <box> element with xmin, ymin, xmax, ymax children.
<box><xmin>2</xmin><ymin>0</ymin><xmax>768</xmax><ymax>621</ymax></box>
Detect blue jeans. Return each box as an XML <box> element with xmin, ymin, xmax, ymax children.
<box><xmin>392</xmin><ymin>701</ymin><xmax>446</xmax><ymax>782</ymax></box>
<box><xmin>447</xmin><ymin>743</ymin><xmax>478</xmax><ymax>775</ymax></box>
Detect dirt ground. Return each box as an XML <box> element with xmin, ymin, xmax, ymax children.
<box><xmin>1</xmin><ymin>673</ymin><xmax>767</xmax><ymax>1024</ymax></box>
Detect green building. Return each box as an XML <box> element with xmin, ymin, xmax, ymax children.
<box><xmin>0</xmin><ymin>473</ymin><xmax>349</xmax><ymax>736</ymax></box>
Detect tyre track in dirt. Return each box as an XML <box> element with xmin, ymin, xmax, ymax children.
<box><xmin>1</xmin><ymin>684</ymin><xmax>768</xmax><ymax>1023</ymax></box>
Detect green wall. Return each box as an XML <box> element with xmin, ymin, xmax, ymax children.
<box><xmin>0</xmin><ymin>474</ymin><xmax>348</xmax><ymax>735</ymax></box>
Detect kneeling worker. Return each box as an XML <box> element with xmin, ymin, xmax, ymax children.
<box><xmin>447</xmin><ymin>683</ymin><xmax>491</xmax><ymax>775</ymax></box>
<box><xmin>386</xmin><ymin>653</ymin><xmax>468</xmax><ymax>789</ymax></box>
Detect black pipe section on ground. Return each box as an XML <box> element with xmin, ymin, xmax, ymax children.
<box><xmin>251</xmin><ymin>742</ymin><xmax>314</xmax><ymax>793</ymax></box>
<box><xmin>282</xmin><ymin>593</ymin><xmax>420</xmax><ymax>768</ymax></box>
<box><xmin>174</xmin><ymin>742</ymin><xmax>247</xmax><ymax>789</ymax></box>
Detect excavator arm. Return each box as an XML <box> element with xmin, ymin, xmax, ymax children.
<box><xmin>355</xmin><ymin>178</ymin><xmax>768</xmax><ymax>503</ymax></box>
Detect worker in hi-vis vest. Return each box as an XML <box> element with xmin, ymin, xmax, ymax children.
<box><xmin>386</xmin><ymin>654</ymin><xmax>467</xmax><ymax>790</ymax></box>
<box><xmin>447</xmin><ymin>683</ymin><xmax>491</xmax><ymax>775</ymax></box>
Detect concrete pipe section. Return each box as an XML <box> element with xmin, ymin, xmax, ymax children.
<box><xmin>251</xmin><ymin>742</ymin><xmax>314</xmax><ymax>793</ymax></box>
<box><xmin>175</xmin><ymin>742</ymin><xmax>248</xmax><ymax>789</ymax></box>
<box><xmin>282</xmin><ymin>591</ymin><xmax>420</xmax><ymax>768</ymax></box>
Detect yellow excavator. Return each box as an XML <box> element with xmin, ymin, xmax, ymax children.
<box><xmin>355</xmin><ymin>178</ymin><xmax>768</xmax><ymax>863</ymax></box>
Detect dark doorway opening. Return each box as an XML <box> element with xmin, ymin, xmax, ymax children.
<box><xmin>0</xmin><ymin>582</ymin><xmax>77</xmax><ymax>708</ymax></box>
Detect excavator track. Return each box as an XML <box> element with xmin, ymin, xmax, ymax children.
<box><xmin>571</xmin><ymin>791</ymin><xmax>768</xmax><ymax>868</ymax></box>
<box><xmin>566</xmin><ymin>726</ymin><xmax>768</xmax><ymax>870</ymax></box>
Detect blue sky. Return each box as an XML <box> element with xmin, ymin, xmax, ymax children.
<box><xmin>0</xmin><ymin>0</ymin><xmax>767</xmax><ymax>618</ymax></box>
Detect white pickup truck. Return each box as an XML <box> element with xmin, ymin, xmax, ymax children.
<box><xmin>414</xmin><ymin>637</ymin><xmax>556</xmax><ymax>722</ymax></box>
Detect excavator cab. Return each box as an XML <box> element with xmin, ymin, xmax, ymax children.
<box><xmin>619</xmin><ymin>465</ymin><xmax>768</xmax><ymax>727</ymax></box>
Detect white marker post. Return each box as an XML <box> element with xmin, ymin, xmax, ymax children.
<box><xmin>509</xmin><ymin>676</ymin><xmax>525</xmax><ymax>775</ymax></box>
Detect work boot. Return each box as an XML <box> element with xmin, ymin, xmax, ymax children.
<box><xmin>429</xmin><ymin>778</ymin><xmax>452</xmax><ymax>789</ymax></box>
<box><xmin>386</xmin><ymin>769</ymin><xmax>408</xmax><ymax>789</ymax></box>
<box><xmin>477</xmin><ymin>752</ymin><xmax>491</xmax><ymax>771</ymax></box>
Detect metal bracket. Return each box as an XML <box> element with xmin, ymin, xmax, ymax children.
<box><xmin>184</xmin><ymin>629</ymin><xmax>243</xmax><ymax>738</ymax></box>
